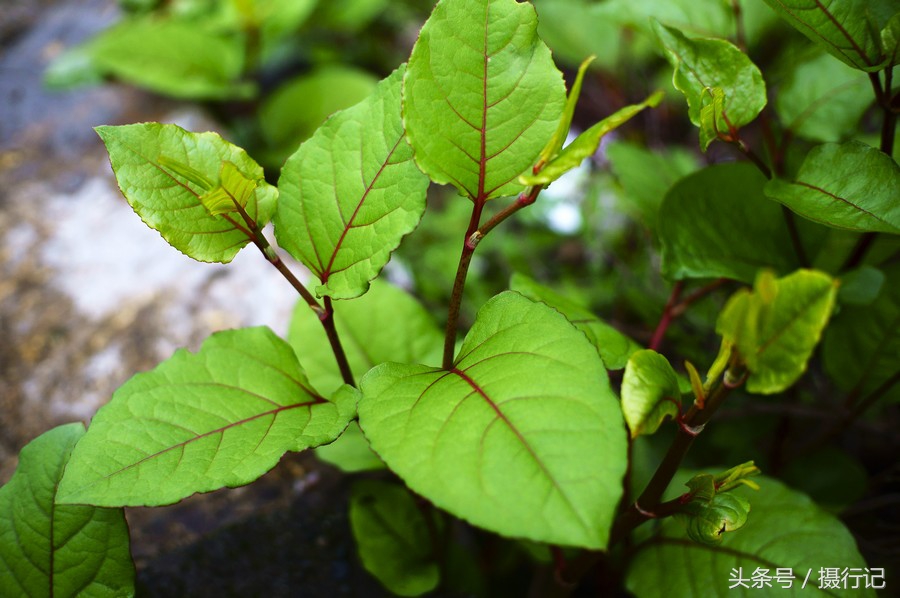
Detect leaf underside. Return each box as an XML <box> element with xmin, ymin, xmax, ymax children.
<box><xmin>359</xmin><ymin>292</ymin><xmax>627</xmax><ymax>549</ymax></box>
<box><xmin>56</xmin><ymin>327</ymin><xmax>356</xmax><ymax>506</ymax></box>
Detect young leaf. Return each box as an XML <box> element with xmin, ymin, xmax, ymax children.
<box><xmin>358</xmin><ymin>292</ymin><xmax>627</xmax><ymax>549</ymax></box>
<box><xmin>678</xmin><ymin>492</ymin><xmax>751</xmax><ymax>546</ymax></box>
<box><xmin>69</xmin><ymin>18</ymin><xmax>253</xmax><ymax>99</ymax></box>
<box><xmin>288</xmin><ymin>280</ymin><xmax>443</xmax><ymax>395</ymax></box>
<box><xmin>403</xmin><ymin>0</ymin><xmax>566</xmax><ymax>201</ymax></box>
<box><xmin>97</xmin><ymin>122</ymin><xmax>277</xmax><ymax>263</ymax></box>
<box><xmin>883</xmin><ymin>13</ymin><xmax>900</xmax><ymax>67</ymax></box>
<box><xmin>697</xmin><ymin>87</ymin><xmax>727</xmax><ymax>151</ymax></box>
<box><xmin>652</xmin><ymin>21</ymin><xmax>767</xmax><ymax>146</ymax></box>
<box><xmin>659</xmin><ymin>163</ymin><xmax>800</xmax><ymax>283</ymax></box>
<box><xmin>765</xmin><ymin>141</ymin><xmax>900</xmax><ymax>234</ymax></box>
<box><xmin>350</xmin><ymin>480</ymin><xmax>440</xmax><ymax>596</ymax></box>
<box><xmin>56</xmin><ymin>327</ymin><xmax>356</xmax><ymax>507</ymax></box>
<box><xmin>0</xmin><ymin>424</ymin><xmax>134</xmax><ymax>597</ymax></box>
<box><xmin>519</xmin><ymin>91</ymin><xmax>663</xmax><ymax>185</ymax></box>
<box><xmin>275</xmin><ymin>66</ymin><xmax>429</xmax><ymax>299</ymax></box>
<box><xmin>823</xmin><ymin>262</ymin><xmax>900</xmax><ymax>405</ymax></box>
<box><xmin>510</xmin><ymin>273</ymin><xmax>641</xmax><ymax>369</ymax></box>
<box><xmin>626</xmin><ymin>476</ymin><xmax>875</xmax><ymax>597</ymax></box>
<box><xmin>536</xmin><ymin>55</ymin><xmax>596</xmax><ymax>168</ymax></box>
<box><xmin>621</xmin><ymin>350</ymin><xmax>682</xmax><ymax>438</ymax></box>
<box><xmin>717</xmin><ymin>270</ymin><xmax>838</xmax><ymax>394</ymax></box>
<box><xmin>775</xmin><ymin>52</ymin><xmax>873</xmax><ymax>142</ymax></box>
<box><xmin>762</xmin><ymin>0</ymin><xmax>887</xmax><ymax>72</ymax></box>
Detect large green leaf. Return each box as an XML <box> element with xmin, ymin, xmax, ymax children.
<box><xmin>762</xmin><ymin>0</ymin><xmax>888</xmax><ymax>72</ymax></box>
<box><xmin>275</xmin><ymin>66</ymin><xmax>429</xmax><ymax>299</ymax></box>
<box><xmin>775</xmin><ymin>52</ymin><xmax>873</xmax><ymax>142</ymax></box>
<box><xmin>76</xmin><ymin>18</ymin><xmax>252</xmax><ymax>99</ymax></box>
<box><xmin>626</xmin><ymin>476</ymin><xmax>874</xmax><ymax>597</ymax></box>
<box><xmin>403</xmin><ymin>0</ymin><xmax>566</xmax><ymax>201</ymax></box>
<box><xmin>823</xmin><ymin>263</ymin><xmax>900</xmax><ymax>404</ymax></box>
<box><xmin>653</xmin><ymin>21</ymin><xmax>767</xmax><ymax>150</ymax></box>
<box><xmin>519</xmin><ymin>92</ymin><xmax>663</xmax><ymax>186</ymax></box>
<box><xmin>606</xmin><ymin>140</ymin><xmax>700</xmax><ymax>229</ymax></box>
<box><xmin>288</xmin><ymin>280</ymin><xmax>443</xmax><ymax>395</ymax></box>
<box><xmin>659</xmin><ymin>163</ymin><xmax>799</xmax><ymax>283</ymax></box>
<box><xmin>765</xmin><ymin>141</ymin><xmax>900</xmax><ymax>234</ymax></box>
<box><xmin>509</xmin><ymin>273</ymin><xmax>641</xmax><ymax>369</ymax></box>
<box><xmin>621</xmin><ymin>350</ymin><xmax>682</xmax><ymax>438</ymax></box>
<box><xmin>717</xmin><ymin>270</ymin><xmax>838</xmax><ymax>394</ymax></box>
<box><xmin>97</xmin><ymin>123</ymin><xmax>278</xmax><ymax>263</ymax></box>
<box><xmin>350</xmin><ymin>480</ymin><xmax>440</xmax><ymax>596</ymax></box>
<box><xmin>0</xmin><ymin>424</ymin><xmax>134</xmax><ymax>597</ymax></box>
<box><xmin>358</xmin><ymin>292</ymin><xmax>627</xmax><ymax>549</ymax></box>
<box><xmin>56</xmin><ymin>327</ymin><xmax>356</xmax><ymax>506</ymax></box>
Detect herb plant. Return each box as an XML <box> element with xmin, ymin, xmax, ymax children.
<box><xmin>2</xmin><ymin>0</ymin><xmax>898</xmax><ymax>596</ymax></box>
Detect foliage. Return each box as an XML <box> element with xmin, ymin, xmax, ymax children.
<box><xmin>3</xmin><ymin>0</ymin><xmax>898</xmax><ymax>596</ymax></box>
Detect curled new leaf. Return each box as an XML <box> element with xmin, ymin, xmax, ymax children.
<box><xmin>621</xmin><ymin>350</ymin><xmax>682</xmax><ymax>438</ymax></box>
<box><xmin>679</xmin><ymin>492</ymin><xmax>751</xmax><ymax>546</ymax></box>
<box><xmin>56</xmin><ymin>327</ymin><xmax>356</xmax><ymax>507</ymax></box>
<box><xmin>97</xmin><ymin>123</ymin><xmax>277</xmax><ymax>263</ymax></box>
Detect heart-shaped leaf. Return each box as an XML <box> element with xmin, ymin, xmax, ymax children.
<box><xmin>275</xmin><ymin>66</ymin><xmax>429</xmax><ymax>299</ymax></box>
<box><xmin>97</xmin><ymin>122</ymin><xmax>277</xmax><ymax>263</ymax></box>
<box><xmin>403</xmin><ymin>0</ymin><xmax>566</xmax><ymax>201</ymax></box>
<box><xmin>359</xmin><ymin>292</ymin><xmax>627</xmax><ymax>549</ymax></box>
<box><xmin>0</xmin><ymin>424</ymin><xmax>134</xmax><ymax>597</ymax></box>
<box><xmin>56</xmin><ymin>327</ymin><xmax>356</xmax><ymax>506</ymax></box>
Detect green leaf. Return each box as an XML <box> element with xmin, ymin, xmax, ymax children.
<box><xmin>775</xmin><ymin>51</ymin><xmax>873</xmax><ymax>142</ymax></box>
<box><xmin>532</xmin><ymin>0</ymin><xmax>623</xmax><ymax>70</ymax></box>
<box><xmin>659</xmin><ymin>163</ymin><xmax>800</xmax><ymax>283</ymax></box>
<box><xmin>288</xmin><ymin>280</ymin><xmax>443</xmax><ymax>396</ymax></box>
<box><xmin>823</xmin><ymin>262</ymin><xmax>900</xmax><ymax>404</ymax></box>
<box><xmin>717</xmin><ymin>270</ymin><xmax>838</xmax><ymax>394</ymax></box>
<box><xmin>275</xmin><ymin>66</ymin><xmax>429</xmax><ymax>299</ymax></box>
<box><xmin>315</xmin><ymin>422</ymin><xmax>384</xmax><ymax>472</ymax></box>
<box><xmin>838</xmin><ymin>265</ymin><xmax>885</xmax><ymax>306</ymax></box>
<box><xmin>358</xmin><ymin>292</ymin><xmax>627</xmax><ymax>549</ymax></box>
<box><xmin>626</xmin><ymin>476</ymin><xmax>874</xmax><ymax>597</ymax></box>
<box><xmin>520</xmin><ymin>91</ymin><xmax>663</xmax><ymax>186</ymax></box>
<box><xmin>762</xmin><ymin>0</ymin><xmax>888</xmax><ymax>71</ymax></box>
<box><xmin>697</xmin><ymin>87</ymin><xmax>727</xmax><ymax>151</ymax></box>
<box><xmin>678</xmin><ymin>492</ymin><xmax>751</xmax><ymax>546</ymax></box>
<box><xmin>536</xmin><ymin>55</ymin><xmax>595</xmax><ymax>168</ymax></box>
<box><xmin>509</xmin><ymin>273</ymin><xmax>641</xmax><ymax>369</ymax></box>
<box><xmin>403</xmin><ymin>0</ymin><xmax>566</xmax><ymax>201</ymax></box>
<box><xmin>259</xmin><ymin>65</ymin><xmax>378</xmax><ymax>153</ymax></box>
<box><xmin>76</xmin><ymin>18</ymin><xmax>253</xmax><ymax>99</ymax></box>
<box><xmin>350</xmin><ymin>480</ymin><xmax>440</xmax><ymax>596</ymax></box>
<box><xmin>97</xmin><ymin>123</ymin><xmax>277</xmax><ymax>263</ymax></box>
<box><xmin>882</xmin><ymin>13</ymin><xmax>900</xmax><ymax>67</ymax></box>
<box><xmin>606</xmin><ymin>140</ymin><xmax>700</xmax><ymax>229</ymax></box>
<box><xmin>765</xmin><ymin>141</ymin><xmax>900</xmax><ymax>234</ymax></box>
<box><xmin>621</xmin><ymin>350</ymin><xmax>682</xmax><ymax>438</ymax></box>
<box><xmin>0</xmin><ymin>424</ymin><xmax>134</xmax><ymax>597</ymax></box>
<box><xmin>652</xmin><ymin>21</ymin><xmax>767</xmax><ymax>146</ymax></box>
<box><xmin>56</xmin><ymin>327</ymin><xmax>356</xmax><ymax>506</ymax></box>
